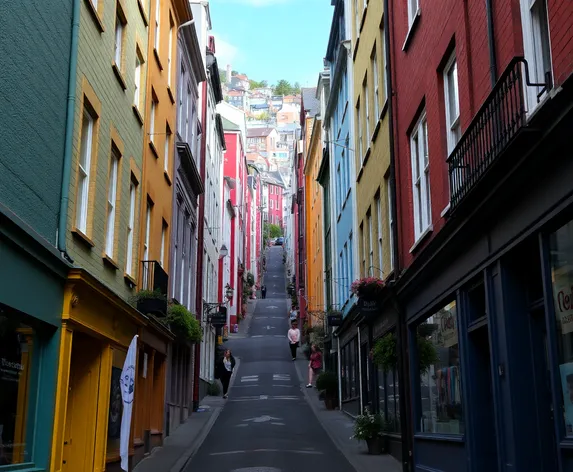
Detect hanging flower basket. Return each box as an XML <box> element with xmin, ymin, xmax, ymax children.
<box><xmin>350</xmin><ymin>277</ymin><xmax>385</xmax><ymax>300</ymax></box>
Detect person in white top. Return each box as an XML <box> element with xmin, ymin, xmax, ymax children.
<box><xmin>288</xmin><ymin>321</ymin><xmax>301</xmax><ymax>360</ymax></box>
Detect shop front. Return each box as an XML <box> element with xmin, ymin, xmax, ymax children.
<box><xmin>0</xmin><ymin>215</ymin><xmax>69</xmax><ymax>472</ymax></box>
<box><xmin>398</xmin><ymin>106</ymin><xmax>573</xmax><ymax>472</ymax></box>
<box><xmin>337</xmin><ymin>305</ymin><xmax>360</xmax><ymax>417</ymax></box>
<box><xmin>50</xmin><ymin>269</ymin><xmax>149</xmax><ymax>472</ymax></box>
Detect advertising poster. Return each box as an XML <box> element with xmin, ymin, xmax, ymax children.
<box><xmin>552</xmin><ymin>269</ymin><xmax>573</xmax><ymax>335</ymax></box>
<box><xmin>108</xmin><ymin>366</ymin><xmax>123</xmax><ymax>440</ymax></box>
<box><xmin>559</xmin><ymin>362</ymin><xmax>573</xmax><ymax>435</ymax></box>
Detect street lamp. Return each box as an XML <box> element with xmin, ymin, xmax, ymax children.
<box><xmin>220</xmin><ymin>244</ymin><xmax>228</xmax><ymax>258</ymax></box>
<box><xmin>177</xmin><ymin>18</ymin><xmax>195</xmax><ymax>31</ymax></box>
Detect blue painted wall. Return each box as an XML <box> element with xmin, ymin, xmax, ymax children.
<box><xmin>0</xmin><ymin>0</ymin><xmax>73</xmax><ymax>242</ymax></box>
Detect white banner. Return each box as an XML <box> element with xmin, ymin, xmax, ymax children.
<box><xmin>120</xmin><ymin>335</ymin><xmax>138</xmax><ymax>471</ymax></box>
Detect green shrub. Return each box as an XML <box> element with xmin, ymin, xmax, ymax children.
<box><xmin>316</xmin><ymin>371</ymin><xmax>338</xmax><ymax>396</ymax></box>
<box><xmin>166</xmin><ymin>304</ymin><xmax>202</xmax><ymax>344</ymax></box>
<box><xmin>207</xmin><ymin>381</ymin><xmax>220</xmax><ymax>396</ymax></box>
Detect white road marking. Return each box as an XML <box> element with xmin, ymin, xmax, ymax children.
<box><xmin>273</xmin><ymin>374</ymin><xmax>290</xmax><ymax>381</ymax></box>
<box><xmin>273</xmin><ymin>334</ymin><xmax>286</xmax><ymax>337</ymax></box>
<box><xmin>241</xmin><ymin>375</ymin><xmax>258</xmax><ymax>383</ymax></box>
<box><xmin>251</xmin><ymin>335</ymin><xmax>263</xmax><ymax>338</ymax></box>
<box><xmin>270</xmin><ymin>422</ymin><xmax>285</xmax><ymax>426</ymax></box>
<box><xmin>243</xmin><ymin>415</ymin><xmax>282</xmax><ymax>423</ymax></box>
<box><xmin>267</xmin><ymin>306</ymin><xmax>279</xmax><ymax>309</ymax></box>
<box><xmin>259</xmin><ymin>394</ymin><xmax>268</xmax><ymax>399</ymax></box>
<box><xmin>210</xmin><ymin>450</ymin><xmax>323</xmax><ymax>456</ymax></box>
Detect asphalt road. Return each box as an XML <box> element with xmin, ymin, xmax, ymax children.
<box><xmin>185</xmin><ymin>246</ymin><xmax>355</xmax><ymax>472</ymax></box>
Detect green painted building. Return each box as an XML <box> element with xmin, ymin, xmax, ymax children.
<box><xmin>0</xmin><ymin>1</ymin><xmax>74</xmax><ymax>470</ymax></box>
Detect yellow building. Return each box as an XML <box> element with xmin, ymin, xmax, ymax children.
<box><xmin>352</xmin><ymin>0</ymin><xmax>394</xmax><ymax>281</ymax></box>
<box><xmin>49</xmin><ymin>0</ymin><xmax>176</xmax><ymax>470</ymax></box>
<box><xmin>302</xmin><ymin>88</ymin><xmax>324</xmax><ymax>327</ymax></box>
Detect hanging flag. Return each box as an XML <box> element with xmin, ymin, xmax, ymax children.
<box><xmin>120</xmin><ymin>335</ymin><xmax>138</xmax><ymax>471</ymax></box>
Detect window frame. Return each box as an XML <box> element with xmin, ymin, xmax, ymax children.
<box><xmin>105</xmin><ymin>145</ymin><xmax>121</xmax><ymax>259</ymax></box>
<box><xmin>114</xmin><ymin>4</ymin><xmax>127</xmax><ymax>71</ymax></box>
<box><xmin>154</xmin><ymin>0</ymin><xmax>160</xmax><ymax>52</ymax></box>
<box><xmin>363</xmin><ymin>75</ymin><xmax>370</xmax><ymax>143</ymax></box>
<box><xmin>408</xmin><ymin>0</ymin><xmax>420</xmax><ymax>28</ymax></box>
<box><xmin>410</xmin><ymin>113</ymin><xmax>431</xmax><ymax>241</ymax></box>
<box><xmin>125</xmin><ymin>177</ymin><xmax>137</xmax><ymax>276</ymax></box>
<box><xmin>76</xmin><ymin>108</ymin><xmax>95</xmax><ymax>234</ymax></box>
<box><xmin>372</xmin><ymin>46</ymin><xmax>380</xmax><ymax>121</ymax></box>
<box><xmin>443</xmin><ymin>53</ymin><xmax>460</xmax><ymax>156</ymax></box>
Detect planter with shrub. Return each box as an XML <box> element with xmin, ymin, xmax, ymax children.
<box><xmin>165</xmin><ymin>304</ymin><xmax>202</xmax><ymax>344</ymax></box>
<box><xmin>316</xmin><ymin>371</ymin><xmax>338</xmax><ymax>410</ymax></box>
<box><xmin>133</xmin><ymin>289</ymin><xmax>167</xmax><ymax>316</ymax></box>
<box><xmin>352</xmin><ymin>407</ymin><xmax>386</xmax><ymax>455</ymax></box>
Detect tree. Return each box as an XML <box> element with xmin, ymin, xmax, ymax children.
<box><xmin>292</xmin><ymin>81</ymin><xmax>301</xmax><ymax>94</ymax></box>
<box><xmin>219</xmin><ymin>69</ymin><xmax>227</xmax><ymax>84</ymax></box>
<box><xmin>273</xmin><ymin>79</ymin><xmax>292</xmax><ymax>96</ymax></box>
<box><xmin>264</xmin><ymin>223</ymin><xmax>283</xmax><ymax>238</ymax></box>
<box><xmin>250</xmin><ymin>79</ymin><xmax>268</xmax><ymax>89</ymax></box>
<box><xmin>256</xmin><ymin>111</ymin><xmax>270</xmax><ymax>122</ymax></box>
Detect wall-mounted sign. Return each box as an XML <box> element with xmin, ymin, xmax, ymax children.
<box><xmin>327</xmin><ymin>313</ymin><xmax>343</xmax><ymax>326</ymax></box>
<box><xmin>210</xmin><ymin>307</ymin><xmax>227</xmax><ymax>326</ymax></box>
<box><xmin>359</xmin><ymin>299</ymin><xmax>380</xmax><ymax>319</ymax></box>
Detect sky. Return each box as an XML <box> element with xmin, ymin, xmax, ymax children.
<box><xmin>209</xmin><ymin>0</ymin><xmax>333</xmax><ymax>88</ymax></box>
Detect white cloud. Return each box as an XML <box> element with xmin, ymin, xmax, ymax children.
<box><xmin>213</xmin><ymin>35</ymin><xmax>240</xmax><ymax>68</ymax></box>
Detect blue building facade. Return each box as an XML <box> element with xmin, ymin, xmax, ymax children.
<box><xmin>0</xmin><ymin>1</ymin><xmax>74</xmax><ymax>469</ymax></box>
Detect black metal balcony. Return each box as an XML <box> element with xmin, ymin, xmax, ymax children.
<box><xmin>139</xmin><ymin>260</ymin><xmax>168</xmax><ymax>316</ymax></box>
<box><xmin>448</xmin><ymin>57</ymin><xmax>551</xmax><ymax>210</ymax></box>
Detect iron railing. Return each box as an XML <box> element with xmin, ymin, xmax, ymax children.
<box><xmin>141</xmin><ymin>260</ymin><xmax>169</xmax><ymax>295</ymax></box>
<box><xmin>448</xmin><ymin>57</ymin><xmax>550</xmax><ymax>209</ymax></box>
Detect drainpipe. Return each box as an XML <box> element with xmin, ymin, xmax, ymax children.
<box><xmin>385</xmin><ymin>0</ymin><xmax>410</xmax><ymax>470</ymax></box>
<box><xmin>485</xmin><ymin>0</ymin><xmax>498</xmax><ymax>86</ymax></box>
<box><xmin>57</xmin><ymin>0</ymin><xmax>81</xmax><ymax>263</ymax></box>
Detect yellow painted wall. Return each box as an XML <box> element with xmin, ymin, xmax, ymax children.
<box><xmin>304</xmin><ymin>116</ymin><xmax>325</xmax><ymax>323</ymax></box>
<box><xmin>139</xmin><ymin>0</ymin><xmax>191</xmax><ymax>278</ymax></box>
<box><xmin>352</xmin><ymin>0</ymin><xmax>393</xmax><ymax>280</ymax></box>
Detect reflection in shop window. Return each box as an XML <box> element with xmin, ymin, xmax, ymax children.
<box><xmin>378</xmin><ymin>366</ymin><xmax>400</xmax><ymax>432</ymax></box>
<box><xmin>0</xmin><ymin>315</ymin><xmax>34</xmax><ymax>465</ymax></box>
<box><xmin>417</xmin><ymin>300</ymin><xmax>464</xmax><ymax>435</ymax></box>
<box><xmin>550</xmin><ymin>220</ymin><xmax>573</xmax><ymax>436</ymax></box>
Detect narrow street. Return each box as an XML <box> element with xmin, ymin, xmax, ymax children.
<box><xmin>185</xmin><ymin>246</ymin><xmax>355</xmax><ymax>472</ymax></box>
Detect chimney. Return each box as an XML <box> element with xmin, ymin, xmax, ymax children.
<box><xmin>226</xmin><ymin>64</ymin><xmax>232</xmax><ymax>85</ymax></box>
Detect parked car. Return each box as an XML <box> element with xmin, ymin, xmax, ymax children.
<box><xmin>275</xmin><ymin>237</ymin><xmax>284</xmax><ymax>246</ymax></box>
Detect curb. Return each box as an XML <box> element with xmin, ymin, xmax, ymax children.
<box><xmin>294</xmin><ymin>359</ymin><xmax>361</xmax><ymax>472</ymax></box>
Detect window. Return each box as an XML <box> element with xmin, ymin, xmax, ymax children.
<box><xmin>154</xmin><ymin>0</ymin><xmax>160</xmax><ymax>51</ymax></box>
<box><xmin>408</xmin><ymin>0</ymin><xmax>419</xmax><ymax>27</ymax></box>
<box><xmin>144</xmin><ymin>199</ymin><xmax>152</xmax><ymax>261</ymax></box>
<box><xmin>160</xmin><ymin>220</ymin><xmax>167</xmax><ymax>266</ymax></box>
<box><xmin>164</xmin><ymin>123</ymin><xmax>171</xmax><ymax>173</ymax></box>
<box><xmin>363</xmin><ymin>77</ymin><xmax>370</xmax><ymax>142</ymax></box>
<box><xmin>378</xmin><ymin>351</ymin><xmax>401</xmax><ymax>432</ymax></box>
<box><xmin>105</xmin><ymin>146</ymin><xmax>120</xmax><ymax>257</ymax></box>
<box><xmin>114</xmin><ymin>6</ymin><xmax>125</xmax><ymax>69</ymax></box>
<box><xmin>178</xmin><ymin>62</ymin><xmax>185</xmax><ymax>135</ymax></box>
<box><xmin>150</xmin><ymin>94</ymin><xmax>157</xmax><ymax>144</ymax></box>
<box><xmin>356</xmin><ymin>99</ymin><xmax>363</xmax><ymax>163</ymax></box>
<box><xmin>376</xmin><ymin>195</ymin><xmax>383</xmax><ymax>275</ymax></box>
<box><xmin>126</xmin><ymin>178</ymin><xmax>137</xmax><ymax>275</ymax></box>
<box><xmin>372</xmin><ymin>47</ymin><xmax>380</xmax><ymax>120</ymax></box>
<box><xmin>0</xmin><ymin>312</ymin><xmax>35</xmax><ymax>465</ymax></box>
<box><xmin>519</xmin><ymin>0</ymin><xmax>551</xmax><ymax>112</ymax></box>
<box><xmin>386</xmin><ymin>177</ymin><xmax>395</xmax><ymax>271</ymax></box>
<box><xmin>76</xmin><ymin>108</ymin><xmax>95</xmax><ymax>233</ymax></box>
<box><xmin>134</xmin><ymin>54</ymin><xmax>142</xmax><ymax>108</ymax></box>
<box><xmin>417</xmin><ymin>300</ymin><xmax>463</xmax><ymax>434</ymax></box>
<box><xmin>167</xmin><ymin>15</ymin><xmax>174</xmax><ymax>87</ymax></box>
<box><xmin>443</xmin><ymin>55</ymin><xmax>460</xmax><ymax>155</ymax></box>
<box><xmin>360</xmin><ymin>223</ymin><xmax>366</xmax><ymax>276</ymax></box>
<box><xmin>354</xmin><ymin>0</ymin><xmax>360</xmax><ymax>37</ymax></box>
<box><xmin>549</xmin><ymin>220</ymin><xmax>573</xmax><ymax>436</ymax></box>
<box><xmin>367</xmin><ymin>210</ymin><xmax>373</xmax><ymax>275</ymax></box>
<box><xmin>410</xmin><ymin>114</ymin><xmax>431</xmax><ymax>240</ymax></box>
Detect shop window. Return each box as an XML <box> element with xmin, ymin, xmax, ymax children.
<box><xmin>549</xmin><ymin>221</ymin><xmax>573</xmax><ymax>436</ymax></box>
<box><xmin>378</xmin><ymin>365</ymin><xmax>401</xmax><ymax>432</ymax></box>
<box><xmin>416</xmin><ymin>300</ymin><xmax>464</xmax><ymax>435</ymax></box>
<box><xmin>0</xmin><ymin>314</ymin><xmax>34</xmax><ymax>465</ymax></box>
<box><xmin>107</xmin><ymin>348</ymin><xmax>127</xmax><ymax>458</ymax></box>
<box><xmin>467</xmin><ymin>279</ymin><xmax>486</xmax><ymax>324</ymax></box>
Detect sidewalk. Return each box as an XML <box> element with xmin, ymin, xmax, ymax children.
<box><xmin>133</xmin><ymin>395</ymin><xmax>225</xmax><ymax>472</ymax></box>
<box><xmin>294</xmin><ymin>353</ymin><xmax>403</xmax><ymax>472</ymax></box>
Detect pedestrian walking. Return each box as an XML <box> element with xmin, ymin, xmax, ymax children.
<box><xmin>307</xmin><ymin>344</ymin><xmax>322</xmax><ymax>388</ymax></box>
<box><xmin>289</xmin><ymin>307</ymin><xmax>298</xmax><ymax>322</ymax></box>
<box><xmin>217</xmin><ymin>349</ymin><xmax>236</xmax><ymax>399</ymax></box>
<box><xmin>261</xmin><ymin>284</ymin><xmax>267</xmax><ymax>299</ymax></box>
<box><xmin>288</xmin><ymin>321</ymin><xmax>300</xmax><ymax>360</ymax></box>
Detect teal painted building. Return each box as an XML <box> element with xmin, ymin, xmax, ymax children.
<box><xmin>0</xmin><ymin>1</ymin><xmax>74</xmax><ymax>469</ymax></box>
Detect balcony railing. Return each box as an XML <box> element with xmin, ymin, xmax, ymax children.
<box><xmin>448</xmin><ymin>57</ymin><xmax>550</xmax><ymax>210</ymax></box>
<box><xmin>141</xmin><ymin>260</ymin><xmax>168</xmax><ymax>295</ymax></box>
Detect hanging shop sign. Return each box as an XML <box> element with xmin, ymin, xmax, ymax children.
<box><xmin>359</xmin><ymin>298</ymin><xmax>380</xmax><ymax>319</ymax></box>
<box><xmin>327</xmin><ymin>313</ymin><xmax>343</xmax><ymax>326</ymax></box>
<box><xmin>210</xmin><ymin>307</ymin><xmax>227</xmax><ymax>326</ymax></box>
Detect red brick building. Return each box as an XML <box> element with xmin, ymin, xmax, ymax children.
<box><xmin>387</xmin><ymin>0</ymin><xmax>573</xmax><ymax>470</ymax></box>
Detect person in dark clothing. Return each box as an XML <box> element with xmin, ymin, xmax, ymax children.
<box><xmin>217</xmin><ymin>349</ymin><xmax>236</xmax><ymax>399</ymax></box>
<box><xmin>261</xmin><ymin>285</ymin><xmax>267</xmax><ymax>299</ymax></box>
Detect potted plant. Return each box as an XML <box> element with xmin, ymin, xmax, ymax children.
<box><xmin>316</xmin><ymin>371</ymin><xmax>338</xmax><ymax>410</ymax></box>
<box><xmin>165</xmin><ymin>304</ymin><xmax>202</xmax><ymax>344</ymax></box>
<box><xmin>133</xmin><ymin>289</ymin><xmax>167</xmax><ymax>316</ymax></box>
<box><xmin>352</xmin><ymin>407</ymin><xmax>385</xmax><ymax>454</ymax></box>
<box><xmin>350</xmin><ymin>277</ymin><xmax>385</xmax><ymax>300</ymax></box>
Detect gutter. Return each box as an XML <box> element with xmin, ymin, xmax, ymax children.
<box><xmin>57</xmin><ymin>0</ymin><xmax>81</xmax><ymax>263</ymax></box>
<box><xmin>485</xmin><ymin>0</ymin><xmax>498</xmax><ymax>86</ymax></box>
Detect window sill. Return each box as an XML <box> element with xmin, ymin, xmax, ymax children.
<box><xmin>164</xmin><ymin>170</ymin><xmax>172</xmax><ymax>186</ymax></box>
<box><xmin>409</xmin><ymin>225</ymin><xmax>433</xmax><ymax>253</ymax></box>
<box><xmin>440</xmin><ymin>203</ymin><xmax>451</xmax><ymax>218</ymax></box>
<box><xmin>137</xmin><ymin>0</ymin><xmax>149</xmax><ymax>26</ymax></box>
<box><xmin>356</xmin><ymin>146</ymin><xmax>372</xmax><ymax>183</ymax></box>
<box><xmin>154</xmin><ymin>48</ymin><xmax>163</xmax><ymax>70</ymax></box>
<box><xmin>342</xmin><ymin>101</ymin><xmax>349</xmax><ymax>125</ymax></box>
<box><xmin>149</xmin><ymin>141</ymin><xmax>159</xmax><ymax>158</ymax></box>
<box><xmin>353</xmin><ymin>35</ymin><xmax>360</xmax><ymax>61</ymax></box>
<box><xmin>371</xmin><ymin>117</ymin><xmax>382</xmax><ymax>143</ymax></box>
<box><xmin>132</xmin><ymin>105</ymin><xmax>144</xmax><ymax>125</ymax></box>
<box><xmin>72</xmin><ymin>228</ymin><xmax>95</xmax><ymax>248</ymax></box>
<box><xmin>124</xmin><ymin>273</ymin><xmax>137</xmax><ymax>288</ymax></box>
<box><xmin>112</xmin><ymin>63</ymin><xmax>127</xmax><ymax>90</ymax></box>
<box><xmin>85</xmin><ymin>0</ymin><xmax>105</xmax><ymax>33</ymax></box>
<box><xmin>103</xmin><ymin>254</ymin><xmax>120</xmax><ymax>270</ymax></box>
<box><xmin>359</xmin><ymin>5</ymin><xmax>368</xmax><ymax>33</ymax></box>
<box><xmin>414</xmin><ymin>433</ymin><xmax>464</xmax><ymax>443</ymax></box>
<box><xmin>402</xmin><ymin>9</ymin><xmax>421</xmax><ymax>51</ymax></box>
<box><xmin>167</xmin><ymin>85</ymin><xmax>175</xmax><ymax>104</ymax></box>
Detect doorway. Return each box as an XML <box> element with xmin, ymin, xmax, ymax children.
<box><xmin>62</xmin><ymin>332</ymin><xmax>102</xmax><ymax>471</ymax></box>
